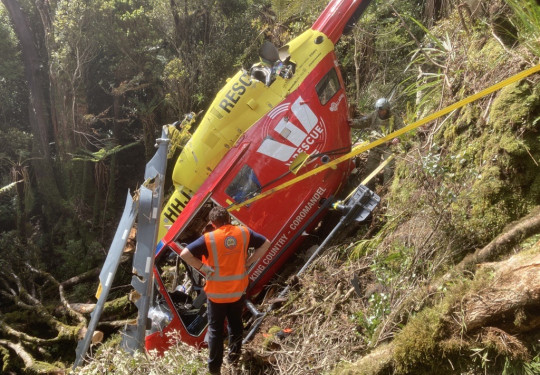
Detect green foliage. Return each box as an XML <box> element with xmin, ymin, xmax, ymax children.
<box><xmin>0</xmin><ymin>8</ymin><xmax>27</xmax><ymax>132</ymax></box>
<box><xmin>0</xmin><ymin>181</ymin><xmax>19</xmax><ymax>195</ymax></box>
<box><xmin>400</xmin><ymin>17</ymin><xmax>455</xmax><ymax>120</ymax></box>
<box><xmin>503</xmin><ymin>350</ymin><xmax>540</xmax><ymax>375</ymax></box>
<box><xmin>349</xmin><ymin>213</ymin><xmax>402</xmax><ymax>260</ymax></box>
<box><xmin>353</xmin><ymin>291</ymin><xmax>391</xmax><ymax>343</ymax></box>
<box><xmin>491</xmin><ymin>82</ymin><xmax>538</xmax><ymax>133</ymax></box>
<box><xmin>466</xmin><ymin>38</ymin><xmax>506</xmax><ymax>74</ymax></box>
<box><xmin>0</xmin><ymin>129</ymin><xmax>33</xmax><ymax>163</ymax></box>
<box><xmin>505</xmin><ymin>0</ymin><xmax>540</xmax><ymax>57</ymax></box>
<box><xmin>349</xmin><ymin>4</ymin><xmax>540</xmax><ymax>372</ymax></box>
<box><xmin>392</xmin><ymin>8</ymin><xmax>540</xmax><ymax>250</ymax></box>
<box><xmin>54</xmin><ymin>238</ymin><xmax>103</xmax><ymax>279</ymax></box>
<box><xmin>73</xmin><ymin>333</ymin><xmax>208</xmax><ymax>374</ymax></box>
<box><xmin>163</xmin><ymin>58</ymin><xmax>191</xmax><ymax>117</ymax></box>
<box><xmin>433</xmin><ymin>79</ymin><xmax>540</xmax><ymax>246</ymax></box>
<box><xmin>0</xmin><ymin>231</ymin><xmax>41</xmax><ymax>271</ymax></box>
<box><xmin>341</xmin><ymin>0</ymin><xmax>424</xmax><ymax>112</ymax></box>
<box><xmin>0</xmin><ymin>344</ymin><xmax>16</xmax><ymax>373</ymax></box>
<box><xmin>152</xmin><ymin>0</ymin><xmax>264</xmax><ymax>117</ymax></box>
<box><xmin>53</xmin><ymin>0</ymin><xmax>166</xmax><ymax>144</ymax></box>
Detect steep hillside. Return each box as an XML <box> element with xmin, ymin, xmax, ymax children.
<box><xmin>241</xmin><ymin>1</ymin><xmax>540</xmax><ymax>374</ymax></box>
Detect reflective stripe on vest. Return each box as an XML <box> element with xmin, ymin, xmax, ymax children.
<box><xmin>203</xmin><ymin>225</ymin><xmax>250</xmax><ymax>303</ymax></box>
<box><xmin>206</xmin><ymin>291</ymin><xmax>245</xmax><ymax>300</ymax></box>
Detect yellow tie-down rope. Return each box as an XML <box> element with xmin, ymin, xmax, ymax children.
<box><xmin>228</xmin><ymin>64</ymin><xmax>540</xmax><ymax>212</ymax></box>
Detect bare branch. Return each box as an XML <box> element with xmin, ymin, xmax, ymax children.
<box><xmin>0</xmin><ymin>339</ymin><xmax>34</xmax><ymax>368</ymax></box>
<box><xmin>25</xmin><ymin>262</ymin><xmax>86</xmax><ymax>324</ymax></box>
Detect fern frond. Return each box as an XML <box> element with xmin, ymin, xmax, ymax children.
<box><xmin>0</xmin><ymin>181</ymin><xmax>22</xmax><ymax>195</ymax></box>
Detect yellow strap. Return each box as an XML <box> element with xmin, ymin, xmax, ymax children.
<box><xmin>228</xmin><ymin>64</ymin><xmax>540</xmax><ymax>211</ymax></box>
<box><xmin>95</xmin><ymin>283</ymin><xmax>102</xmax><ymax>299</ymax></box>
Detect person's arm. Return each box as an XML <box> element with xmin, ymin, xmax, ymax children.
<box><xmin>246</xmin><ymin>239</ymin><xmax>271</xmax><ymax>268</ymax></box>
<box><xmin>181</xmin><ymin>246</ymin><xmax>215</xmax><ymax>276</ymax></box>
<box><xmin>349</xmin><ymin>115</ymin><xmax>371</xmax><ymax>129</ymax></box>
<box><xmin>180</xmin><ymin>247</ymin><xmax>204</xmax><ymax>271</ymax></box>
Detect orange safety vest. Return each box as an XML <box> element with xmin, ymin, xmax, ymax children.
<box><xmin>202</xmin><ymin>225</ymin><xmax>250</xmax><ymax>303</ymax></box>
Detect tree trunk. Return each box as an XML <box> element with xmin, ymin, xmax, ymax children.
<box><xmin>2</xmin><ymin>0</ymin><xmax>64</xmax><ymax>221</ymax></box>
<box><xmin>339</xmin><ymin>251</ymin><xmax>540</xmax><ymax>375</ymax></box>
<box><xmin>13</xmin><ymin>166</ymin><xmax>26</xmax><ymax>242</ymax></box>
<box><xmin>35</xmin><ymin>0</ymin><xmax>62</xmax><ymax>152</ymax></box>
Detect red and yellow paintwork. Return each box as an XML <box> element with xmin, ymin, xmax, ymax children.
<box><xmin>157</xmin><ymin>21</ymin><xmax>336</xmax><ymax>241</ymax></box>
<box><xmin>147</xmin><ymin>0</ymin><xmax>372</xmax><ymax>352</ymax></box>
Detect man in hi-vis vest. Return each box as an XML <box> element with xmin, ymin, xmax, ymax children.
<box><xmin>181</xmin><ymin>206</ymin><xmax>270</xmax><ymax>375</ymax></box>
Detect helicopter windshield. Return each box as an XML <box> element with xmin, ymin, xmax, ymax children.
<box><xmin>225</xmin><ymin>164</ymin><xmax>261</xmax><ymax>203</ymax></box>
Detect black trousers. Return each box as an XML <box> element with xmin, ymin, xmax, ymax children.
<box><xmin>207</xmin><ymin>296</ymin><xmax>244</xmax><ymax>374</ymax></box>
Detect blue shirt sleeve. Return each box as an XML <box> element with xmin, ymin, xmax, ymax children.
<box><xmin>249</xmin><ymin>229</ymin><xmax>267</xmax><ymax>248</ymax></box>
<box><xmin>186</xmin><ymin>236</ymin><xmax>208</xmax><ymax>259</ymax></box>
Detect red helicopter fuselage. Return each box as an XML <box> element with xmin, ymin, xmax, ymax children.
<box><xmin>146</xmin><ymin>0</ymin><xmax>372</xmax><ymax>352</ymax></box>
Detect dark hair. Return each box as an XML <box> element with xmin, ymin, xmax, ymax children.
<box><xmin>208</xmin><ymin>206</ymin><xmax>230</xmax><ymax>227</ymax></box>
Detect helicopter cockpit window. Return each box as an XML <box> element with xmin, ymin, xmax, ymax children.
<box><xmin>316</xmin><ymin>68</ymin><xmax>340</xmax><ymax>105</ymax></box>
<box><xmin>225</xmin><ymin>165</ymin><xmax>261</xmax><ymax>203</ymax></box>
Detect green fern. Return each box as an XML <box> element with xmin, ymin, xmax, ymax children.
<box><xmin>0</xmin><ymin>181</ymin><xmax>21</xmax><ymax>195</ymax></box>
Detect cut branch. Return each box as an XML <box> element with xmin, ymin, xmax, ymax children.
<box><xmin>61</xmin><ymin>267</ymin><xmax>100</xmax><ymax>288</ymax></box>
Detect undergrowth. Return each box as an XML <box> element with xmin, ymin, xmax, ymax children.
<box><xmin>72</xmin><ymin>333</ymin><xmax>208</xmax><ymax>375</ymax></box>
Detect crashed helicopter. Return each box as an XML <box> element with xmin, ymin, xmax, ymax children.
<box><xmin>145</xmin><ymin>0</ymin><xmax>378</xmax><ymax>353</ymax></box>
<box><xmin>74</xmin><ymin>0</ymin><xmax>379</xmax><ymax>366</ymax></box>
